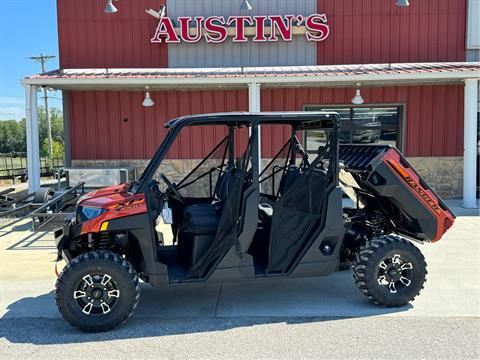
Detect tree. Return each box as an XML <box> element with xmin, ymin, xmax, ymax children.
<box><xmin>38</xmin><ymin>106</ymin><xmax>64</xmax><ymax>153</ymax></box>
<box><xmin>41</xmin><ymin>138</ymin><xmax>64</xmax><ymax>158</ymax></box>
<box><xmin>0</xmin><ymin>120</ymin><xmax>26</xmax><ymax>153</ymax></box>
<box><xmin>0</xmin><ymin>106</ymin><xmax>64</xmax><ymax>157</ymax></box>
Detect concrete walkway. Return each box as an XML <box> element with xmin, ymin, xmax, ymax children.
<box><xmin>0</xmin><ymin>216</ymin><xmax>479</xmax><ymax>358</ymax></box>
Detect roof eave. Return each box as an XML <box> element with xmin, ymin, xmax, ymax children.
<box><xmin>20</xmin><ymin>71</ymin><xmax>479</xmax><ymax>88</ymax></box>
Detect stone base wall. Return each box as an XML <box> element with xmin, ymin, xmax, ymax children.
<box><xmin>72</xmin><ymin>156</ymin><xmax>464</xmax><ymax>199</ymax></box>
<box><xmin>407</xmin><ymin>157</ymin><xmax>463</xmax><ymax>199</ymax></box>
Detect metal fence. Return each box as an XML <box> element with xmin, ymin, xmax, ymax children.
<box><xmin>0</xmin><ymin>153</ymin><xmax>63</xmax><ymax>183</ymax></box>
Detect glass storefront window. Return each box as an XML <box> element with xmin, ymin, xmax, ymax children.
<box><xmin>304</xmin><ymin>106</ymin><xmax>401</xmax><ymax>152</ymax></box>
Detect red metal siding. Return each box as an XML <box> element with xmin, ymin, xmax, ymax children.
<box><xmin>57</xmin><ymin>0</ymin><xmax>467</xmax><ymax>69</ymax></box>
<box><xmin>317</xmin><ymin>0</ymin><xmax>466</xmax><ymax>64</ymax></box>
<box><xmin>57</xmin><ymin>0</ymin><xmax>168</xmax><ymax>68</ymax></box>
<box><xmin>261</xmin><ymin>85</ymin><xmax>464</xmax><ymax>157</ymax></box>
<box><xmin>69</xmin><ymin>90</ymin><xmax>249</xmax><ymax>160</ymax></box>
<box><xmin>70</xmin><ymin>85</ymin><xmax>463</xmax><ymax>160</ymax></box>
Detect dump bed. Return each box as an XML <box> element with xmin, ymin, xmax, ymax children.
<box><xmin>339</xmin><ymin>145</ymin><xmax>455</xmax><ymax>242</ymax></box>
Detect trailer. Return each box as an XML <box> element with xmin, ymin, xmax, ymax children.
<box><xmin>0</xmin><ymin>183</ymin><xmax>85</xmax><ymax>231</ymax></box>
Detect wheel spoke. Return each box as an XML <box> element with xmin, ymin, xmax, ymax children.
<box><xmin>108</xmin><ymin>289</ymin><xmax>120</xmax><ymax>298</ymax></box>
<box><xmin>82</xmin><ymin>302</ymin><xmax>93</xmax><ymax>315</ymax></box>
<box><xmin>377</xmin><ymin>275</ymin><xmax>388</xmax><ymax>285</ymax></box>
<box><xmin>401</xmin><ymin>262</ymin><xmax>413</xmax><ymax>270</ymax></box>
<box><xmin>101</xmin><ymin>274</ymin><xmax>112</xmax><ymax>286</ymax></box>
<box><xmin>388</xmin><ymin>282</ymin><xmax>397</xmax><ymax>293</ymax></box>
<box><xmin>82</xmin><ymin>275</ymin><xmax>93</xmax><ymax>287</ymax></box>
<box><xmin>379</xmin><ymin>261</ymin><xmax>387</xmax><ymax>270</ymax></box>
<box><xmin>73</xmin><ymin>290</ymin><xmax>86</xmax><ymax>299</ymax></box>
<box><xmin>392</xmin><ymin>254</ymin><xmax>401</xmax><ymax>265</ymax></box>
<box><xmin>399</xmin><ymin>276</ymin><xmax>411</xmax><ymax>287</ymax></box>
<box><xmin>100</xmin><ymin>302</ymin><xmax>111</xmax><ymax>314</ymax></box>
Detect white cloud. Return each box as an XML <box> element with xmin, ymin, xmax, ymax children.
<box><xmin>0</xmin><ymin>106</ymin><xmax>25</xmax><ymax>120</ymax></box>
<box><xmin>0</xmin><ymin>97</ymin><xmax>25</xmax><ymax>120</ymax></box>
<box><xmin>0</xmin><ymin>97</ymin><xmax>25</xmax><ymax>105</ymax></box>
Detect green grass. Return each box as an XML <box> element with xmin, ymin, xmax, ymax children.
<box><xmin>0</xmin><ymin>157</ymin><xmax>27</xmax><ymax>171</ymax></box>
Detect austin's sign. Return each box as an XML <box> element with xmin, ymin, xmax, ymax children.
<box><xmin>150</xmin><ymin>15</ymin><xmax>330</xmax><ymax>44</ymax></box>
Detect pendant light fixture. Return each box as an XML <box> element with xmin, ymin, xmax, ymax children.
<box><xmin>395</xmin><ymin>0</ymin><xmax>410</xmax><ymax>6</ymax></box>
<box><xmin>142</xmin><ymin>86</ymin><xmax>155</xmax><ymax>107</ymax></box>
<box><xmin>351</xmin><ymin>83</ymin><xmax>365</xmax><ymax>105</ymax></box>
<box><xmin>104</xmin><ymin>0</ymin><xmax>118</xmax><ymax>14</ymax></box>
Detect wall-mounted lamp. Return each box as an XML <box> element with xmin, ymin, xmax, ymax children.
<box><xmin>241</xmin><ymin>0</ymin><xmax>253</xmax><ymax>11</ymax></box>
<box><xmin>143</xmin><ymin>86</ymin><xmax>155</xmax><ymax>107</ymax></box>
<box><xmin>395</xmin><ymin>0</ymin><xmax>410</xmax><ymax>6</ymax></box>
<box><xmin>104</xmin><ymin>0</ymin><xmax>118</xmax><ymax>14</ymax></box>
<box><xmin>146</xmin><ymin>5</ymin><xmax>166</xmax><ymax>19</ymax></box>
<box><xmin>351</xmin><ymin>83</ymin><xmax>365</xmax><ymax>105</ymax></box>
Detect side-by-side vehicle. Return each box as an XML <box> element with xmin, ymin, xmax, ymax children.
<box><xmin>54</xmin><ymin>112</ymin><xmax>455</xmax><ymax>332</ymax></box>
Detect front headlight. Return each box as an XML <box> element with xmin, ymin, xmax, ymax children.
<box><xmin>77</xmin><ymin>206</ymin><xmax>107</xmax><ymax>222</ymax></box>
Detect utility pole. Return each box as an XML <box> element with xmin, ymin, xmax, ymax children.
<box><xmin>28</xmin><ymin>54</ymin><xmax>56</xmax><ymax>157</ymax></box>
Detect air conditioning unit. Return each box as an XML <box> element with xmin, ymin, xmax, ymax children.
<box><xmin>65</xmin><ymin>168</ymin><xmax>136</xmax><ymax>188</ymax></box>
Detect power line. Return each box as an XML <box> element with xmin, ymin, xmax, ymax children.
<box><xmin>28</xmin><ymin>53</ymin><xmax>56</xmax><ymax>157</ymax></box>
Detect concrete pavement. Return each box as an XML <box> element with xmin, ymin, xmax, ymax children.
<box><xmin>0</xmin><ymin>216</ymin><xmax>479</xmax><ymax>359</ymax></box>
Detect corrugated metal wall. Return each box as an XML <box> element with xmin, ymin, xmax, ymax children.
<box><xmin>69</xmin><ymin>90</ymin><xmax>249</xmax><ymax>160</ymax></box>
<box><xmin>57</xmin><ymin>0</ymin><xmax>466</xmax><ymax>68</ymax></box>
<box><xmin>261</xmin><ymin>85</ymin><xmax>465</xmax><ymax>157</ymax></box>
<box><xmin>70</xmin><ymin>85</ymin><xmax>464</xmax><ymax>160</ymax></box>
<box><xmin>316</xmin><ymin>0</ymin><xmax>466</xmax><ymax>64</ymax></box>
<box><xmin>57</xmin><ymin>0</ymin><xmax>168</xmax><ymax>68</ymax></box>
<box><xmin>167</xmin><ymin>0</ymin><xmax>317</xmax><ymax>67</ymax></box>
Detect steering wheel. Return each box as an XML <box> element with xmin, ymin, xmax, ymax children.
<box><xmin>159</xmin><ymin>174</ymin><xmax>185</xmax><ymax>204</ymax></box>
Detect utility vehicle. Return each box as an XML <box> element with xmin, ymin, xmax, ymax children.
<box><xmin>54</xmin><ymin>112</ymin><xmax>455</xmax><ymax>332</ymax></box>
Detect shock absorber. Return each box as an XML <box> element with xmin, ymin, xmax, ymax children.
<box><xmin>98</xmin><ymin>233</ymin><xmax>112</xmax><ymax>250</ymax></box>
<box><xmin>367</xmin><ymin>211</ymin><xmax>386</xmax><ymax>237</ymax></box>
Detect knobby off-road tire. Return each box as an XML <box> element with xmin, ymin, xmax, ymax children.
<box><xmin>352</xmin><ymin>235</ymin><xmax>427</xmax><ymax>307</ymax></box>
<box><xmin>56</xmin><ymin>251</ymin><xmax>140</xmax><ymax>332</ymax></box>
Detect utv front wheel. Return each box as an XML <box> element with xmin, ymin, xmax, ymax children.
<box><xmin>56</xmin><ymin>251</ymin><xmax>140</xmax><ymax>332</ymax></box>
<box><xmin>352</xmin><ymin>235</ymin><xmax>427</xmax><ymax>307</ymax></box>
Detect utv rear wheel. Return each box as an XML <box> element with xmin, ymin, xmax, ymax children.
<box><xmin>55</xmin><ymin>251</ymin><xmax>140</xmax><ymax>332</ymax></box>
<box><xmin>352</xmin><ymin>235</ymin><xmax>427</xmax><ymax>307</ymax></box>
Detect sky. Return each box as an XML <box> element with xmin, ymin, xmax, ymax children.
<box><xmin>0</xmin><ymin>0</ymin><xmax>62</xmax><ymax>121</ymax></box>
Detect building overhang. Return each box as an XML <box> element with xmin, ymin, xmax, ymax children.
<box><xmin>21</xmin><ymin>62</ymin><xmax>480</xmax><ymax>91</ymax></box>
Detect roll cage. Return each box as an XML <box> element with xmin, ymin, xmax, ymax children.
<box><xmin>131</xmin><ymin>112</ymin><xmax>341</xmax><ymax>195</ymax></box>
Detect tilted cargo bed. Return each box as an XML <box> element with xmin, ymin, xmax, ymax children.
<box><xmin>339</xmin><ymin>144</ymin><xmax>455</xmax><ymax>242</ymax></box>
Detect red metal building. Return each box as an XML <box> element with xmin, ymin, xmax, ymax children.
<box><xmin>22</xmin><ymin>0</ymin><xmax>480</xmax><ymax>205</ymax></box>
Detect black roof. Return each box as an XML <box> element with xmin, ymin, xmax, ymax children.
<box><xmin>165</xmin><ymin>111</ymin><xmax>340</xmax><ymax>130</ymax></box>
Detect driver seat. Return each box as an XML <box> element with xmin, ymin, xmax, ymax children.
<box><xmin>183</xmin><ymin>166</ymin><xmax>232</xmax><ymax>218</ymax></box>
<box><xmin>178</xmin><ymin>168</ymin><xmax>233</xmax><ymax>268</ymax></box>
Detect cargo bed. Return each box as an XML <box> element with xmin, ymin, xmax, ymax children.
<box><xmin>339</xmin><ymin>144</ymin><xmax>455</xmax><ymax>242</ymax></box>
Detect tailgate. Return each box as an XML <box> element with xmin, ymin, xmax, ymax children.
<box><xmin>339</xmin><ymin>145</ymin><xmax>455</xmax><ymax>242</ymax></box>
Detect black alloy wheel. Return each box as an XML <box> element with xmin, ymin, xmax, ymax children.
<box><xmin>56</xmin><ymin>251</ymin><xmax>140</xmax><ymax>332</ymax></box>
<box><xmin>352</xmin><ymin>235</ymin><xmax>427</xmax><ymax>307</ymax></box>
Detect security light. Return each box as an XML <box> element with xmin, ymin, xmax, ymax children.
<box><xmin>241</xmin><ymin>0</ymin><xmax>253</xmax><ymax>11</ymax></box>
<box><xmin>146</xmin><ymin>5</ymin><xmax>166</xmax><ymax>19</ymax></box>
<box><xmin>143</xmin><ymin>86</ymin><xmax>155</xmax><ymax>107</ymax></box>
<box><xmin>395</xmin><ymin>0</ymin><xmax>409</xmax><ymax>6</ymax></box>
<box><xmin>104</xmin><ymin>0</ymin><xmax>118</xmax><ymax>14</ymax></box>
<box><xmin>351</xmin><ymin>83</ymin><xmax>365</xmax><ymax>105</ymax></box>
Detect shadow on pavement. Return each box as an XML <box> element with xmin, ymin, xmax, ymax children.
<box><xmin>5</xmin><ymin>231</ymin><xmax>54</xmax><ymax>250</ymax></box>
<box><xmin>0</xmin><ymin>273</ymin><xmax>412</xmax><ymax>345</ymax></box>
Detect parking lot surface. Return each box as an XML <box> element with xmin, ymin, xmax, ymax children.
<box><xmin>0</xmin><ymin>215</ymin><xmax>479</xmax><ymax>359</ymax></box>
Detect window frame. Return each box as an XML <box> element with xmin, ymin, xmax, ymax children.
<box><xmin>303</xmin><ymin>103</ymin><xmax>405</xmax><ymax>153</ymax></box>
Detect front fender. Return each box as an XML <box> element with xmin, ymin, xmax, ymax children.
<box><xmin>54</xmin><ymin>220</ymin><xmax>82</xmax><ymax>261</ymax></box>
